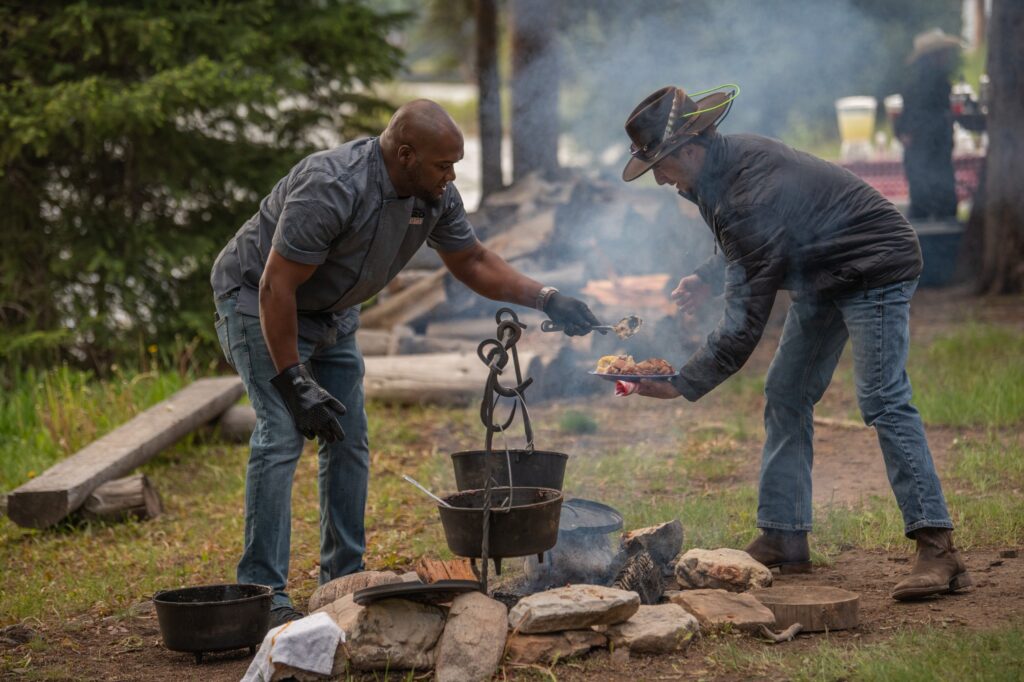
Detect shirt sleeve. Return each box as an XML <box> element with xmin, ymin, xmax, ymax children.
<box><xmin>427</xmin><ymin>185</ymin><xmax>478</xmax><ymax>252</ymax></box>
<box><xmin>272</xmin><ymin>170</ymin><xmax>353</xmax><ymax>265</ymax></box>
<box><xmin>673</xmin><ymin>205</ymin><xmax>788</xmax><ymax>401</ymax></box>
<box><xmin>693</xmin><ymin>252</ymin><xmax>728</xmax><ymax>295</ymax></box>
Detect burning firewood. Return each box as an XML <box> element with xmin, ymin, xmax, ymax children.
<box><xmin>612</xmin><ymin>548</ymin><xmax>664</xmax><ymax>605</ymax></box>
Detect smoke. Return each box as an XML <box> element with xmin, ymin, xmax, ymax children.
<box><xmin>559</xmin><ymin>0</ymin><xmax>920</xmax><ymax>162</ymax></box>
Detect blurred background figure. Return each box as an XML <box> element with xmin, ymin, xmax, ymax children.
<box><xmin>896</xmin><ymin>28</ymin><xmax>964</xmax><ymax>220</ymax></box>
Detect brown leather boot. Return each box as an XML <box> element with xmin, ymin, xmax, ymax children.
<box><xmin>891</xmin><ymin>528</ymin><xmax>972</xmax><ymax>601</ymax></box>
<box><xmin>743</xmin><ymin>529</ymin><xmax>812</xmax><ymax>574</ymax></box>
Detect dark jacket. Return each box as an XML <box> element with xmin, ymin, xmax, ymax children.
<box><xmin>672</xmin><ymin>133</ymin><xmax>922</xmax><ymax>401</ymax></box>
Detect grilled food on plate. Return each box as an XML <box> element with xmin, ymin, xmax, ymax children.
<box><xmin>594</xmin><ymin>355</ymin><xmax>674</xmax><ymax>375</ymax></box>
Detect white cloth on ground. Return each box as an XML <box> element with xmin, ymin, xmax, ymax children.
<box><xmin>241</xmin><ymin>611</ymin><xmax>345</xmax><ymax>682</ymax></box>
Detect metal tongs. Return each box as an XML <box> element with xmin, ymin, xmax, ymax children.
<box><xmin>541</xmin><ymin>315</ymin><xmax>643</xmax><ymax>339</ymax></box>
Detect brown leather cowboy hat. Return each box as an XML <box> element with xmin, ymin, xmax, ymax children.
<box><xmin>622</xmin><ymin>84</ymin><xmax>737</xmax><ymax>182</ymax></box>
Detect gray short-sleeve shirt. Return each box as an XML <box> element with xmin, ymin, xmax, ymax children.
<box><xmin>210</xmin><ymin>137</ymin><xmax>477</xmax><ymax>341</ymax></box>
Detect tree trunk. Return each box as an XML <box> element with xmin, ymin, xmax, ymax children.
<box><xmin>979</xmin><ymin>0</ymin><xmax>1024</xmax><ymax>294</ymax></box>
<box><xmin>510</xmin><ymin>0</ymin><xmax>560</xmax><ymax>182</ymax></box>
<box><xmin>79</xmin><ymin>474</ymin><xmax>163</xmax><ymax>523</ymax></box>
<box><xmin>476</xmin><ymin>0</ymin><xmax>504</xmax><ymax>199</ymax></box>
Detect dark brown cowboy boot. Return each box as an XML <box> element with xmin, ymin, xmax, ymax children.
<box><xmin>891</xmin><ymin>528</ymin><xmax>972</xmax><ymax>601</ymax></box>
<box><xmin>743</xmin><ymin>529</ymin><xmax>812</xmax><ymax>574</ymax></box>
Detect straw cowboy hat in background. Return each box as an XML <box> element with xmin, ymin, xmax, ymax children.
<box><xmin>907</xmin><ymin>28</ymin><xmax>965</xmax><ymax>64</ymax></box>
<box><xmin>622</xmin><ymin>84</ymin><xmax>737</xmax><ymax>182</ymax></box>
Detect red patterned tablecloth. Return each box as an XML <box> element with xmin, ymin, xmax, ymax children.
<box><xmin>839</xmin><ymin>154</ymin><xmax>985</xmax><ymax>202</ymax></box>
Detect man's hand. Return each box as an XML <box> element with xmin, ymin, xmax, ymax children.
<box><xmin>544</xmin><ymin>292</ymin><xmax>601</xmax><ymax>336</ymax></box>
<box><xmin>670</xmin><ymin>274</ymin><xmax>712</xmax><ymax>314</ymax></box>
<box><xmin>270</xmin><ymin>363</ymin><xmax>346</xmax><ymax>442</ymax></box>
<box><xmin>636</xmin><ymin>379</ymin><xmax>682</xmax><ymax>399</ymax></box>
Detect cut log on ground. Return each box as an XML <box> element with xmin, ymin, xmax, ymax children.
<box><xmin>415</xmin><ymin>558</ymin><xmax>478</xmax><ymax>583</ymax></box>
<box><xmin>216</xmin><ymin>403</ymin><xmax>257</xmax><ymax>443</ymax></box>
<box><xmin>77</xmin><ymin>474</ymin><xmax>163</xmax><ymax>523</ymax></box>
<box><xmin>359</xmin><ymin>208</ymin><xmax>556</xmax><ymax>330</ymax></box>
<box><xmin>6</xmin><ymin>377</ymin><xmax>244</xmax><ymax>529</ymax></box>
<box><xmin>362</xmin><ymin>351</ymin><xmax>544</xmax><ymax>405</ymax></box>
<box><xmin>750</xmin><ymin>585</ymin><xmax>859</xmax><ymax>632</ymax></box>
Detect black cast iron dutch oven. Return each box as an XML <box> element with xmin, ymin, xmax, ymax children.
<box><xmin>153</xmin><ymin>583</ymin><xmax>272</xmax><ymax>663</ymax></box>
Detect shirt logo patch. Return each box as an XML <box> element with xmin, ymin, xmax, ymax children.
<box><xmin>410</xmin><ymin>209</ymin><xmax>425</xmax><ymax>225</ymax></box>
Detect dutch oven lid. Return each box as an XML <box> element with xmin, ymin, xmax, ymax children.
<box><xmin>352</xmin><ymin>580</ymin><xmax>481</xmax><ymax>606</ymax></box>
<box><xmin>559</xmin><ymin>498</ymin><xmax>623</xmax><ymax>535</ymax></box>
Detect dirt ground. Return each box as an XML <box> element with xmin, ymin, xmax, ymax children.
<box><xmin>2</xmin><ymin>288</ymin><xmax>1022</xmax><ymax>681</ymax></box>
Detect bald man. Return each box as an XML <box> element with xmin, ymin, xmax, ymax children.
<box><xmin>210</xmin><ymin>100</ymin><xmax>598</xmax><ymax>625</ymax></box>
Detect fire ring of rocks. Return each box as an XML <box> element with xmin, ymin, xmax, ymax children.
<box><xmin>262</xmin><ymin>520</ymin><xmax>790</xmax><ymax>680</ymax></box>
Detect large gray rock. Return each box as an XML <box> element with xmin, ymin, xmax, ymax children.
<box><xmin>505</xmin><ymin>630</ymin><xmax>607</xmax><ymax>665</ymax></box>
<box><xmin>314</xmin><ymin>594</ymin><xmax>445</xmax><ymax>671</ymax></box>
<box><xmin>620</xmin><ymin>519</ymin><xmax>684</xmax><ymax>569</ymax></box>
<box><xmin>508</xmin><ymin>585</ymin><xmax>639</xmax><ymax>634</ymax></box>
<box><xmin>601</xmin><ymin>604</ymin><xmax>699</xmax><ymax>655</ymax></box>
<box><xmin>434</xmin><ymin>592</ymin><xmax>508</xmax><ymax>682</ymax></box>
<box><xmin>675</xmin><ymin>548</ymin><xmax>773</xmax><ymax>593</ymax></box>
<box><xmin>667</xmin><ymin>589</ymin><xmax>776</xmax><ymax>632</ymax></box>
<box><xmin>308</xmin><ymin>571</ymin><xmax>404</xmax><ymax>612</ymax></box>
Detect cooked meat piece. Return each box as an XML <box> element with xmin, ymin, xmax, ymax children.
<box><xmin>633</xmin><ymin>358</ymin><xmax>675</xmax><ymax>375</ymax></box>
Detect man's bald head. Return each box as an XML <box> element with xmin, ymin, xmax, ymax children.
<box><xmin>380</xmin><ymin>100</ymin><xmax>464</xmax><ymax>202</ymax></box>
<box><xmin>381</xmin><ymin>99</ymin><xmax>463</xmax><ymax>152</ymax></box>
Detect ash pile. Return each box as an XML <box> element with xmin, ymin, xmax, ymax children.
<box><xmin>358</xmin><ymin>169</ymin><xmax>720</xmax><ymax>401</ymax></box>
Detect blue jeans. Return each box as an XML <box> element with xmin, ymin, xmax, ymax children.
<box><xmin>214</xmin><ymin>293</ymin><xmax>369</xmax><ymax>608</ymax></box>
<box><xmin>758</xmin><ymin>278</ymin><xmax>953</xmax><ymax>537</ymax></box>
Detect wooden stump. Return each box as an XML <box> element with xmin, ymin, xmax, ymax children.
<box><xmin>749</xmin><ymin>581</ymin><xmax>860</xmax><ymax>630</ymax></box>
<box><xmin>79</xmin><ymin>474</ymin><xmax>163</xmax><ymax>523</ymax></box>
<box><xmin>750</xmin><ymin>585</ymin><xmax>859</xmax><ymax>632</ymax></box>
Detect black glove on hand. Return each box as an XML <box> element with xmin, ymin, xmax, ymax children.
<box><xmin>270</xmin><ymin>363</ymin><xmax>346</xmax><ymax>443</ymax></box>
<box><xmin>543</xmin><ymin>292</ymin><xmax>601</xmax><ymax>336</ymax></box>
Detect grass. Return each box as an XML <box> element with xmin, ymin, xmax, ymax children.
<box><xmin>712</xmin><ymin>622</ymin><xmax>1024</xmax><ymax>681</ymax></box>
<box><xmin>2</xmin><ymin>317</ymin><xmax>1023</xmax><ymax>678</ymax></box>
<box><xmin>0</xmin><ymin>365</ymin><xmax>187</xmax><ymax>493</ymax></box>
<box><xmin>908</xmin><ymin>324</ymin><xmax>1024</xmax><ymax>427</ymax></box>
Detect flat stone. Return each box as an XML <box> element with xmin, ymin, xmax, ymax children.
<box><xmin>675</xmin><ymin>548</ymin><xmax>772</xmax><ymax>592</ymax></box>
<box><xmin>312</xmin><ymin>593</ymin><xmax>445</xmax><ymax>671</ymax></box>
<box><xmin>600</xmin><ymin>604</ymin><xmax>699</xmax><ymax>655</ymax></box>
<box><xmin>508</xmin><ymin>585</ymin><xmax>640</xmax><ymax>634</ymax></box>
<box><xmin>667</xmin><ymin>589</ymin><xmax>776</xmax><ymax>631</ymax></box>
<box><xmin>307</xmin><ymin>570</ymin><xmax>404</xmax><ymax>612</ymax></box>
<box><xmin>505</xmin><ymin>630</ymin><xmax>607</xmax><ymax>665</ymax></box>
<box><xmin>435</xmin><ymin>592</ymin><xmax>508</xmax><ymax>682</ymax></box>
<box><xmin>621</xmin><ymin>519</ymin><xmax>684</xmax><ymax>569</ymax></box>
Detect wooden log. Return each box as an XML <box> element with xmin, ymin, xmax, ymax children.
<box><xmin>750</xmin><ymin>585</ymin><xmax>859</xmax><ymax>632</ymax></box>
<box><xmin>362</xmin><ymin>351</ymin><xmax>540</xmax><ymax>405</ymax></box>
<box><xmin>77</xmin><ymin>474</ymin><xmax>163</xmax><ymax>523</ymax></box>
<box><xmin>424</xmin><ymin>315</ymin><xmax>544</xmax><ymax>341</ymax></box>
<box><xmin>6</xmin><ymin>376</ymin><xmax>244</xmax><ymax>529</ymax></box>
<box><xmin>359</xmin><ymin>208</ymin><xmax>556</xmax><ymax>330</ymax></box>
<box><xmin>216</xmin><ymin>403</ymin><xmax>257</xmax><ymax>443</ymax></box>
<box><xmin>415</xmin><ymin>558</ymin><xmax>478</xmax><ymax>583</ymax></box>
<box><xmin>812</xmin><ymin>416</ymin><xmax>865</xmax><ymax>430</ymax></box>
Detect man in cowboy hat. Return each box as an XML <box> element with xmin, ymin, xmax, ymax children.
<box><xmin>896</xmin><ymin>28</ymin><xmax>964</xmax><ymax>219</ymax></box>
<box><xmin>623</xmin><ymin>85</ymin><xmax>970</xmax><ymax>601</ymax></box>
<box><xmin>210</xmin><ymin>99</ymin><xmax>600</xmax><ymax>626</ymax></box>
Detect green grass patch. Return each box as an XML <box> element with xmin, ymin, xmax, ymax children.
<box><xmin>0</xmin><ymin>365</ymin><xmax>187</xmax><ymax>493</ymax></box>
<box><xmin>558</xmin><ymin>409</ymin><xmax>598</xmax><ymax>435</ymax></box>
<box><xmin>909</xmin><ymin>324</ymin><xmax>1024</xmax><ymax>427</ymax></box>
<box><xmin>712</xmin><ymin>622</ymin><xmax>1024</xmax><ymax>681</ymax></box>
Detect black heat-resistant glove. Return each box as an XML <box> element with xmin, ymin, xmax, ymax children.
<box><xmin>543</xmin><ymin>292</ymin><xmax>601</xmax><ymax>336</ymax></box>
<box><xmin>270</xmin><ymin>363</ymin><xmax>346</xmax><ymax>443</ymax></box>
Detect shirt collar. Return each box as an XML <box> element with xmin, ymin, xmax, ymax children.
<box><xmin>691</xmin><ymin>134</ymin><xmax>729</xmax><ymax>206</ymax></box>
<box><xmin>372</xmin><ymin>137</ymin><xmax>400</xmax><ymax>200</ymax></box>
